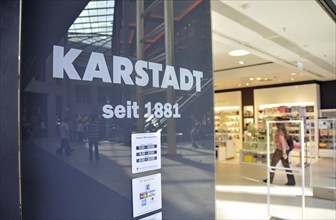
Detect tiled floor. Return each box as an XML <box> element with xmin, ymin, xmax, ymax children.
<box><xmin>28</xmin><ymin>138</ymin><xmax>335</xmax><ymax>219</ymax></box>
<box><xmin>29</xmin><ymin>137</ymin><xmax>216</xmax><ymax>219</ymax></box>
<box><xmin>216</xmin><ymin>154</ymin><xmax>336</xmax><ymax>220</ymax></box>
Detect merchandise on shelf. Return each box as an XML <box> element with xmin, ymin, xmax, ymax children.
<box><xmin>243</xmin><ymin>105</ymin><xmax>254</xmax><ymax>131</ymax></box>
<box><xmin>215</xmin><ymin>109</ymin><xmax>241</xmax><ymax>160</ymax></box>
<box><xmin>258</xmin><ymin>105</ymin><xmax>314</xmax><ymax>116</ymax></box>
<box><xmin>215</xmin><ymin>110</ymin><xmax>240</xmax><ymax>141</ymax></box>
<box><xmin>318</xmin><ymin>119</ymin><xmax>335</xmax><ymax>150</ymax></box>
<box><xmin>240</xmin><ymin>122</ymin><xmax>273</xmax><ymax>165</ymax></box>
<box><xmin>257</xmin><ymin>104</ymin><xmax>317</xmax><ymax>152</ymax></box>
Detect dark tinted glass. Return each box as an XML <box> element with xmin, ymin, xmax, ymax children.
<box><xmin>21</xmin><ymin>0</ymin><xmax>214</xmax><ymax>219</ymax></box>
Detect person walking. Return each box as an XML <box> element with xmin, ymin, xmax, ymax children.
<box><xmin>263</xmin><ymin>120</ymin><xmax>295</xmax><ymax>186</ymax></box>
<box><xmin>190</xmin><ymin>115</ymin><xmax>201</xmax><ymax>148</ymax></box>
<box><xmin>87</xmin><ymin>115</ymin><xmax>100</xmax><ymax>161</ymax></box>
<box><xmin>77</xmin><ymin>121</ymin><xmax>84</xmax><ymax>142</ymax></box>
<box><xmin>59</xmin><ymin>118</ymin><xmax>72</xmax><ymax>156</ymax></box>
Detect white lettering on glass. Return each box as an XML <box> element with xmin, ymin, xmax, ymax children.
<box><xmin>52</xmin><ymin>45</ymin><xmax>204</xmax><ymax>92</ymax></box>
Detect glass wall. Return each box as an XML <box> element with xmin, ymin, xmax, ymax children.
<box><xmin>20</xmin><ymin>0</ymin><xmax>214</xmax><ymax>219</ymax></box>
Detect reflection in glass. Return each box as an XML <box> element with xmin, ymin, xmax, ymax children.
<box><xmin>21</xmin><ymin>1</ymin><xmax>215</xmax><ymax>219</ymax></box>
<box><xmin>68</xmin><ymin>0</ymin><xmax>115</xmax><ymax>53</ymax></box>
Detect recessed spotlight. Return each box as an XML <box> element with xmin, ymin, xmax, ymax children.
<box><xmin>246</xmin><ymin>83</ymin><xmax>250</xmax><ymax>86</ymax></box>
<box><xmin>256</xmin><ymin>77</ymin><xmax>262</xmax><ymax>81</ymax></box>
<box><xmin>241</xmin><ymin>3</ymin><xmax>250</xmax><ymax>10</ymax></box>
<box><xmin>291</xmin><ymin>72</ymin><xmax>296</xmax><ymax>76</ymax></box>
<box><xmin>249</xmin><ymin>77</ymin><xmax>254</xmax><ymax>81</ymax></box>
<box><xmin>291</xmin><ymin>78</ymin><xmax>295</xmax><ymax>81</ymax></box>
<box><xmin>239</xmin><ymin>61</ymin><xmax>245</xmax><ymax>65</ymax></box>
<box><xmin>228</xmin><ymin>49</ymin><xmax>250</xmax><ymax>57</ymax></box>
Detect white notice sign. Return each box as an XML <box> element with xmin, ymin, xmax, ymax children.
<box><xmin>132</xmin><ymin>174</ymin><xmax>162</xmax><ymax>217</ymax></box>
<box><xmin>139</xmin><ymin>212</ymin><xmax>162</xmax><ymax>220</ymax></box>
<box><xmin>131</xmin><ymin>132</ymin><xmax>161</xmax><ymax>174</ymax></box>
<box><xmin>318</xmin><ymin>120</ymin><xmax>328</xmax><ymax>129</ymax></box>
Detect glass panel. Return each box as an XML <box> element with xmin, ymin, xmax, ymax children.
<box><xmin>21</xmin><ymin>0</ymin><xmax>214</xmax><ymax>219</ymax></box>
<box><xmin>313</xmin><ymin>118</ymin><xmax>336</xmax><ymax>190</ymax></box>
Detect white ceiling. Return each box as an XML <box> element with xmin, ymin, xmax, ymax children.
<box><xmin>211</xmin><ymin>0</ymin><xmax>336</xmax><ymax>91</ymax></box>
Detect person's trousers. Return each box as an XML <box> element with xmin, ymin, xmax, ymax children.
<box><xmin>89</xmin><ymin>138</ymin><xmax>99</xmax><ymax>160</ymax></box>
<box><xmin>269</xmin><ymin>149</ymin><xmax>295</xmax><ymax>184</ymax></box>
<box><xmin>60</xmin><ymin>138</ymin><xmax>71</xmax><ymax>155</ymax></box>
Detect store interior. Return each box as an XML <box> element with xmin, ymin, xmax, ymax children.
<box><xmin>211</xmin><ymin>1</ymin><xmax>336</xmax><ymax>219</ymax></box>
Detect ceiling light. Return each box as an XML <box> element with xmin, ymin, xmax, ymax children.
<box><xmin>249</xmin><ymin>77</ymin><xmax>254</xmax><ymax>81</ymax></box>
<box><xmin>291</xmin><ymin>78</ymin><xmax>295</xmax><ymax>81</ymax></box>
<box><xmin>297</xmin><ymin>61</ymin><xmax>304</xmax><ymax>70</ymax></box>
<box><xmin>291</xmin><ymin>72</ymin><xmax>296</xmax><ymax>76</ymax></box>
<box><xmin>239</xmin><ymin>61</ymin><xmax>245</xmax><ymax>65</ymax></box>
<box><xmin>246</xmin><ymin>83</ymin><xmax>249</xmax><ymax>86</ymax></box>
<box><xmin>228</xmin><ymin>49</ymin><xmax>250</xmax><ymax>57</ymax></box>
<box><xmin>256</xmin><ymin>77</ymin><xmax>262</xmax><ymax>81</ymax></box>
<box><xmin>241</xmin><ymin>3</ymin><xmax>250</xmax><ymax>10</ymax></box>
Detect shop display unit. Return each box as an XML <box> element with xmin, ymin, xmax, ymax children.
<box><xmin>240</xmin><ymin>130</ymin><xmax>271</xmax><ymax>165</ymax></box>
<box><xmin>320</xmin><ymin>109</ymin><xmax>336</xmax><ymax>118</ymax></box>
<box><xmin>318</xmin><ymin>110</ymin><xmax>336</xmax><ymax>157</ymax></box>
<box><xmin>215</xmin><ymin>109</ymin><xmax>240</xmax><ymax>160</ymax></box>
<box><xmin>240</xmin><ymin>104</ymin><xmax>319</xmax><ymax>165</ymax></box>
<box><xmin>240</xmin><ymin>149</ymin><xmax>269</xmax><ymax>165</ymax></box>
<box><xmin>239</xmin><ymin>120</ymin><xmax>279</xmax><ymax>166</ymax></box>
<box><xmin>216</xmin><ymin>140</ymin><xmax>236</xmax><ymax>161</ymax></box>
<box><xmin>256</xmin><ymin>104</ymin><xmax>318</xmax><ymax>157</ymax></box>
<box><xmin>243</xmin><ymin>105</ymin><xmax>254</xmax><ymax>131</ymax></box>
<box><xmin>318</xmin><ymin>119</ymin><xmax>336</xmax><ymax>157</ymax></box>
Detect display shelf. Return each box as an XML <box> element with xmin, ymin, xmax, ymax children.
<box><xmin>243</xmin><ymin>105</ymin><xmax>254</xmax><ymax>117</ymax></box>
<box><xmin>215</xmin><ymin>107</ymin><xmax>242</xmax><ymax>153</ymax></box>
<box><xmin>243</xmin><ymin>105</ymin><xmax>254</xmax><ymax>131</ymax></box>
<box><xmin>319</xmin><ymin>149</ymin><xmax>336</xmax><ymax>157</ymax></box>
<box><xmin>215</xmin><ymin>110</ymin><xmax>241</xmax><ymax>140</ymax></box>
<box><xmin>240</xmin><ymin>149</ymin><xmax>269</xmax><ymax>166</ymax></box>
<box><xmin>317</xmin><ymin>118</ymin><xmax>335</xmax><ymax>157</ymax></box>
<box><xmin>256</xmin><ymin>104</ymin><xmax>319</xmax><ymax>157</ymax></box>
<box><xmin>240</xmin><ymin>128</ymin><xmax>272</xmax><ymax>165</ymax></box>
<box><xmin>321</xmin><ymin>109</ymin><xmax>336</xmax><ymax>118</ymax></box>
<box><xmin>216</xmin><ymin>140</ymin><xmax>236</xmax><ymax>160</ymax></box>
<box><xmin>258</xmin><ymin>112</ymin><xmax>315</xmax><ymax>118</ymax></box>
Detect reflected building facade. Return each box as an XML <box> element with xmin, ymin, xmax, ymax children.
<box><xmin>20</xmin><ymin>0</ymin><xmax>215</xmax><ymax>219</ymax></box>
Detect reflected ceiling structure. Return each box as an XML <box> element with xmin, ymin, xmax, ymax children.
<box><xmin>68</xmin><ymin>0</ymin><xmax>115</xmax><ymax>53</ymax></box>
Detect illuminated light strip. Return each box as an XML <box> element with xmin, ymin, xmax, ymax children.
<box><xmin>214</xmin><ymin>106</ymin><xmax>240</xmax><ymax>112</ymax></box>
<box><xmin>259</xmin><ymin>102</ymin><xmax>314</xmax><ymax>110</ymax></box>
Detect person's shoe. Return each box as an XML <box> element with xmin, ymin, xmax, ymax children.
<box><xmin>285</xmin><ymin>182</ymin><xmax>295</xmax><ymax>186</ymax></box>
<box><xmin>263</xmin><ymin>179</ymin><xmax>272</xmax><ymax>184</ymax></box>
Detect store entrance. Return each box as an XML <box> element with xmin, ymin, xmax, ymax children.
<box><xmin>211</xmin><ymin>1</ymin><xmax>336</xmax><ymax>219</ymax></box>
